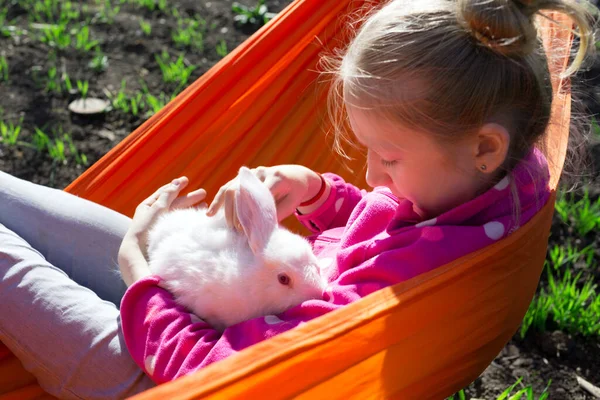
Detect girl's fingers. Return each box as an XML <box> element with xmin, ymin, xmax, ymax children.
<box><xmin>207</xmin><ymin>182</ymin><xmax>230</xmax><ymax>216</ymax></box>
<box><xmin>142</xmin><ymin>184</ymin><xmax>168</xmax><ymax>206</ymax></box>
<box><xmin>154</xmin><ymin>177</ymin><xmax>189</xmax><ymax>208</ymax></box>
<box><xmin>274</xmin><ymin>193</ymin><xmax>298</xmax><ymax>222</ymax></box>
<box><xmin>232</xmin><ymin>197</ymin><xmax>242</xmax><ymax>232</ymax></box>
<box><xmin>266</xmin><ymin>176</ymin><xmax>286</xmax><ymax>197</ymax></box>
<box><xmin>142</xmin><ymin>177</ymin><xmax>188</xmax><ymax>206</ymax></box>
<box><xmin>224</xmin><ymin>190</ymin><xmax>235</xmax><ymax>229</ymax></box>
<box><xmin>264</xmin><ymin>176</ymin><xmax>295</xmax><ymax>222</ymax></box>
<box><xmin>172</xmin><ymin>188</ymin><xmax>207</xmax><ymax>210</ymax></box>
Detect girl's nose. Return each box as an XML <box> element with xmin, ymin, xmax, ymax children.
<box><xmin>365</xmin><ymin>151</ymin><xmax>391</xmax><ymax>188</ymax></box>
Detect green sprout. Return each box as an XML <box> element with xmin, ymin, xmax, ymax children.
<box><xmin>232</xmin><ymin>0</ymin><xmax>277</xmax><ymax>28</ymax></box>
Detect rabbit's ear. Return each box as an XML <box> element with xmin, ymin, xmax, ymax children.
<box><xmin>235</xmin><ymin>167</ymin><xmax>277</xmax><ymax>255</ymax></box>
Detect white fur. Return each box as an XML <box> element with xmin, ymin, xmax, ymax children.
<box><xmin>147</xmin><ymin>167</ymin><xmax>326</xmax><ymax>332</ymax></box>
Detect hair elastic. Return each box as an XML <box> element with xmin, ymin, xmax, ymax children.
<box><xmin>299</xmin><ymin>174</ymin><xmax>327</xmax><ymax>207</ymax></box>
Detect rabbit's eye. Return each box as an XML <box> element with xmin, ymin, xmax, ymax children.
<box><xmin>278</xmin><ymin>273</ymin><xmax>291</xmax><ymax>286</ymax></box>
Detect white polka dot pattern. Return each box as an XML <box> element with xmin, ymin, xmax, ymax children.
<box><xmin>416</xmin><ymin>218</ymin><xmax>437</xmax><ymax>228</ymax></box>
<box><xmin>144</xmin><ymin>355</ymin><xmax>156</xmax><ymax>376</ymax></box>
<box><xmin>494</xmin><ymin>176</ymin><xmax>510</xmax><ymax>191</ymax></box>
<box><xmin>484</xmin><ymin>221</ymin><xmax>505</xmax><ymax>240</ymax></box>
<box><xmin>264</xmin><ymin>315</ymin><xmax>284</xmax><ymax>325</ymax></box>
<box><xmin>335</xmin><ymin>198</ymin><xmax>344</xmax><ymax>212</ymax></box>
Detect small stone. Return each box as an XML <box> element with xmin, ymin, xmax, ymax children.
<box><xmin>68</xmin><ymin>98</ymin><xmax>109</xmax><ymax>115</ymax></box>
<box><xmin>512</xmin><ymin>368</ymin><xmax>530</xmax><ymax>380</ymax></box>
<box><xmin>206</xmin><ymin>2</ymin><xmax>212</xmax><ymax>7</ymax></box>
<box><xmin>505</xmin><ymin>344</ymin><xmax>520</xmax><ymax>358</ymax></box>
<box><xmin>96</xmin><ymin>129</ymin><xmax>116</xmax><ymax>141</ymax></box>
<box><xmin>512</xmin><ymin>358</ymin><xmax>532</xmax><ymax>368</ymax></box>
<box><xmin>220</xmin><ymin>27</ymin><xmax>228</xmax><ymax>34</ymax></box>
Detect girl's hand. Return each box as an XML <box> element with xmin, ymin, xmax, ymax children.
<box><xmin>126</xmin><ymin>177</ymin><xmax>207</xmax><ymax>249</ymax></box>
<box><xmin>206</xmin><ymin>165</ymin><xmax>329</xmax><ymax>231</ymax></box>
<box><xmin>118</xmin><ymin>177</ymin><xmax>207</xmax><ymax>286</ymax></box>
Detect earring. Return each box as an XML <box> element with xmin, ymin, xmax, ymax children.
<box><xmin>480</xmin><ymin>165</ymin><xmax>487</xmax><ymax>171</ymax></box>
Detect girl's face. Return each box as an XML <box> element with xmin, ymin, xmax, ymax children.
<box><xmin>347</xmin><ymin>106</ymin><xmax>483</xmax><ymax>219</ymax></box>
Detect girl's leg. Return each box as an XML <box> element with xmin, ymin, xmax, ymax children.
<box><xmin>0</xmin><ymin>171</ymin><xmax>130</xmax><ymax>305</ymax></box>
<box><xmin>0</xmin><ymin>172</ymin><xmax>155</xmax><ymax>397</ymax></box>
<box><xmin>0</xmin><ymin>223</ymin><xmax>155</xmax><ymax>399</ymax></box>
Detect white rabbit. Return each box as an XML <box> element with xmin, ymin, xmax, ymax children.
<box><xmin>146</xmin><ymin>166</ymin><xmax>326</xmax><ymax>332</ymax></box>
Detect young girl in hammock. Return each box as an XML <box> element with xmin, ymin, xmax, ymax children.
<box><xmin>0</xmin><ymin>0</ymin><xmax>593</xmax><ymax>398</ymax></box>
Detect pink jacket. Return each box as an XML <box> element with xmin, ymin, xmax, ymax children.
<box><xmin>120</xmin><ymin>149</ymin><xmax>550</xmax><ymax>383</ymax></box>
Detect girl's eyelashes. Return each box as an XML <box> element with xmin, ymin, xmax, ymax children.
<box><xmin>381</xmin><ymin>159</ymin><xmax>398</xmax><ymax>167</ymax></box>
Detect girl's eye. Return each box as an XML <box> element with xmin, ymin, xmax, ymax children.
<box><xmin>278</xmin><ymin>273</ymin><xmax>291</xmax><ymax>286</ymax></box>
<box><xmin>381</xmin><ymin>159</ymin><xmax>398</xmax><ymax>167</ymax></box>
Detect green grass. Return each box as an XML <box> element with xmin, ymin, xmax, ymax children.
<box><xmin>154</xmin><ymin>50</ymin><xmax>196</xmax><ymax>90</ymax></box>
<box><xmin>555</xmin><ymin>189</ymin><xmax>600</xmax><ymax>237</ymax></box>
<box><xmin>232</xmin><ymin>0</ymin><xmax>276</xmax><ymax>28</ymax></box>
<box><xmin>520</xmin><ymin>243</ymin><xmax>599</xmax><ymax>338</ymax></box>
<box><xmin>172</xmin><ymin>17</ymin><xmax>206</xmax><ymax>51</ymax></box>
<box><xmin>89</xmin><ymin>49</ymin><xmax>109</xmax><ymax>72</ymax></box>
<box><xmin>0</xmin><ymin>8</ymin><xmax>6</xmax><ymax>28</ymax></box>
<box><xmin>0</xmin><ymin>56</ymin><xmax>8</xmax><ymax>81</ymax></box>
<box><xmin>0</xmin><ymin>117</ymin><xmax>24</xmax><ymax>146</ymax></box>
<box><xmin>105</xmin><ymin>79</ymin><xmax>174</xmax><ymax>118</ymax></box>
<box><xmin>1</xmin><ymin>110</ymin><xmax>87</xmax><ymax>166</ymax></box>
<box><xmin>216</xmin><ymin>39</ymin><xmax>228</xmax><ymax>57</ymax></box>
<box><xmin>77</xmin><ymin>80</ymin><xmax>89</xmax><ymax>99</ymax></box>
<box><xmin>140</xmin><ymin>86</ymin><xmax>173</xmax><ymax>116</ymax></box>
<box><xmin>592</xmin><ymin>117</ymin><xmax>600</xmax><ymax>138</ymax></box>
<box><xmin>139</xmin><ymin>18</ymin><xmax>152</xmax><ymax>36</ymax></box>
<box><xmin>0</xmin><ymin>9</ymin><xmax>20</xmax><ymax>38</ymax></box>
<box><xmin>105</xmin><ymin>80</ymin><xmax>138</xmax><ymax>116</ymax></box>
<box><xmin>448</xmin><ymin>378</ymin><xmax>551</xmax><ymax>400</ymax></box>
<box><xmin>33</xmin><ymin>127</ymin><xmax>88</xmax><ymax>166</ymax></box>
<box><xmin>94</xmin><ymin>0</ymin><xmax>122</xmax><ymax>24</ymax></box>
<box><xmin>44</xmin><ymin>65</ymin><xmax>62</xmax><ymax>93</ymax></box>
<box><xmin>74</xmin><ymin>25</ymin><xmax>99</xmax><ymax>52</ymax></box>
<box><xmin>22</xmin><ymin>0</ymin><xmax>80</xmax><ymax>24</ymax></box>
<box><xmin>132</xmin><ymin>0</ymin><xmax>167</xmax><ymax>13</ymax></box>
<box><xmin>39</xmin><ymin>23</ymin><xmax>72</xmax><ymax>49</ymax></box>
<box><xmin>548</xmin><ymin>242</ymin><xmax>596</xmax><ymax>270</ymax></box>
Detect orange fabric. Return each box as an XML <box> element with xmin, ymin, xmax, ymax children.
<box><xmin>0</xmin><ymin>0</ymin><xmax>573</xmax><ymax>398</ymax></box>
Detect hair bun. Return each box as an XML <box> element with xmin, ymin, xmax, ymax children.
<box><xmin>458</xmin><ymin>0</ymin><xmax>539</xmax><ymax>57</ymax></box>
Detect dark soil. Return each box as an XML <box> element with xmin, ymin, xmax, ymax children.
<box><xmin>0</xmin><ymin>0</ymin><xmax>289</xmax><ymax>188</ymax></box>
<box><xmin>0</xmin><ymin>1</ymin><xmax>599</xmax><ymax>399</ymax></box>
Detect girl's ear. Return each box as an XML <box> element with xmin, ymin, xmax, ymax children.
<box><xmin>235</xmin><ymin>167</ymin><xmax>278</xmax><ymax>255</ymax></box>
<box><xmin>474</xmin><ymin>123</ymin><xmax>510</xmax><ymax>173</ymax></box>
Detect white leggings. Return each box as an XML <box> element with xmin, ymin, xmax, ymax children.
<box><xmin>0</xmin><ymin>171</ymin><xmax>155</xmax><ymax>399</ymax></box>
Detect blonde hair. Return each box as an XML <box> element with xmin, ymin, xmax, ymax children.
<box><xmin>324</xmin><ymin>0</ymin><xmax>595</xmax><ymax>176</ymax></box>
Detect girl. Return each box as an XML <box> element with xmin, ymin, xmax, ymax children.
<box><xmin>118</xmin><ymin>0</ymin><xmax>594</xmax><ymax>385</ymax></box>
<box><xmin>0</xmin><ymin>0</ymin><xmax>593</xmax><ymax>398</ymax></box>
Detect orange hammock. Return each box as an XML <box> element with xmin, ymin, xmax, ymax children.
<box><xmin>0</xmin><ymin>0</ymin><xmax>574</xmax><ymax>398</ymax></box>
